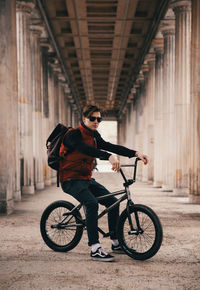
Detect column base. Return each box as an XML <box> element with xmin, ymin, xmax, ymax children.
<box><xmin>14</xmin><ymin>189</ymin><xmax>21</xmax><ymax>201</ymax></box>
<box><xmin>161</xmin><ymin>184</ymin><xmax>173</xmax><ymax>192</ymax></box>
<box><xmin>35</xmin><ymin>181</ymin><xmax>44</xmax><ymax>191</ymax></box>
<box><xmin>173</xmin><ymin>187</ymin><xmax>189</xmax><ymax>197</ymax></box>
<box><xmin>0</xmin><ymin>199</ymin><xmax>14</xmax><ymax>215</ymax></box>
<box><xmin>51</xmin><ymin>176</ymin><xmax>57</xmax><ymax>184</ymax></box>
<box><xmin>189</xmin><ymin>194</ymin><xmax>200</xmax><ymax>203</ymax></box>
<box><xmin>22</xmin><ymin>185</ymin><xmax>35</xmax><ymax>195</ymax></box>
<box><xmin>147</xmin><ymin>180</ymin><xmax>153</xmax><ymax>185</ymax></box>
<box><xmin>44</xmin><ymin>179</ymin><xmax>52</xmax><ymax>186</ymax></box>
<box><xmin>153</xmin><ymin>181</ymin><xmax>162</xmax><ymax>188</ymax></box>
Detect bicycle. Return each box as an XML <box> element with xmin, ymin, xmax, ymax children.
<box><xmin>40</xmin><ymin>158</ymin><xmax>163</xmax><ymax>260</ymax></box>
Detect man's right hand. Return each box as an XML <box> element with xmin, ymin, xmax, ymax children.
<box><xmin>109</xmin><ymin>155</ymin><xmax>120</xmax><ymax>171</ymax></box>
<box><xmin>135</xmin><ymin>151</ymin><xmax>149</xmax><ymax>165</ymax></box>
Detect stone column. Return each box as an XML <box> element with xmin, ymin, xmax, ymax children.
<box><xmin>189</xmin><ymin>0</ymin><xmax>200</xmax><ymax>202</ymax></box>
<box><xmin>64</xmin><ymin>86</ymin><xmax>72</xmax><ymax>126</ymax></box>
<box><xmin>130</xmin><ymin>91</ymin><xmax>137</xmax><ymax>154</ymax></box>
<box><xmin>68</xmin><ymin>102</ymin><xmax>72</xmax><ymax>126</ymax></box>
<box><xmin>71</xmin><ymin>106</ymin><xmax>76</xmax><ymax>128</ymax></box>
<box><xmin>64</xmin><ymin>84</ymin><xmax>72</xmax><ymax>125</ymax></box>
<box><xmin>146</xmin><ymin>55</ymin><xmax>156</xmax><ymax>184</ymax></box>
<box><xmin>124</xmin><ymin>103</ymin><xmax>132</xmax><ymax>149</ymax></box>
<box><xmin>57</xmin><ymin>75</ymin><xmax>66</xmax><ymax>123</ymax></box>
<box><xmin>0</xmin><ymin>0</ymin><xmax>18</xmax><ymax>213</ymax></box>
<box><xmin>41</xmin><ymin>44</ymin><xmax>51</xmax><ymax>186</ymax></box>
<box><xmin>129</xmin><ymin>101</ymin><xmax>136</xmax><ymax>152</ymax></box>
<box><xmin>140</xmin><ymin>56</ymin><xmax>155</xmax><ymax>184</ymax></box>
<box><xmin>153</xmin><ymin>38</ymin><xmax>164</xmax><ymax>187</ymax></box>
<box><xmin>136</xmin><ymin>83</ymin><xmax>147</xmax><ymax>181</ymax></box>
<box><xmin>118</xmin><ymin>108</ymin><xmax>127</xmax><ymax>164</ymax></box>
<box><xmin>48</xmin><ymin>61</ymin><xmax>57</xmax><ymax>184</ymax></box>
<box><xmin>171</xmin><ymin>0</ymin><xmax>191</xmax><ymax>195</ymax></box>
<box><xmin>16</xmin><ymin>0</ymin><xmax>35</xmax><ymax>194</ymax></box>
<box><xmin>48</xmin><ymin>60</ymin><xmax>58</xmax><ymax>128</ymax></box>
<box><xmin>54</xmin><ymin>73</ymin><xmax>59</xmax><ymax>125</ymax></box>
<box><xmin>30</xmin><ymin>20</ymin><xmax>44</xmax><ymax>190</ymax></box>
<box><xmin>160</xmin><ymin>13</ymin><xmax>176</xmax><ymax>191</ymax></box>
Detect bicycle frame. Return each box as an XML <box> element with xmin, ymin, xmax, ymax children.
<box><xmin>61</xmin><ymin>158</ymin><xmax>141</xmax><ymax>237</ymax></box>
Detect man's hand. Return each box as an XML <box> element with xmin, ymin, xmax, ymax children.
<box><xmin>109</xmin><ymin>155</ymin><xmax>120</xmax><ymax>171</ymax></box>
<box><xmin>135</xmin><ymin>151</ymin><xmax>149</xmax><ymax>165</ymax></box>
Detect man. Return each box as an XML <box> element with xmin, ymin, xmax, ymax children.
<box><xmin>60</xmin><ymin>105</ymin><xmax>148</xmax><ymax>262</ymax></box>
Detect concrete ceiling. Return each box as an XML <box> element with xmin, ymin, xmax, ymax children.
<box><xmin>40</xmin><ymin>0</ymin><xmax>168</xmax><ymax>119</ymax></box>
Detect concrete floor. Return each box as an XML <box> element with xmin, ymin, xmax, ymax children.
<box><xmin>0</xmin><ymin>172</ymin><xmax>200</xmax><ymax>290</ymax></box>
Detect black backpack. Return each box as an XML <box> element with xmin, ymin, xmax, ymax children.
<box><xmin>46</xmin><ymin>123</ymin><xmax>71</xmax><ymax>186</ymax></box>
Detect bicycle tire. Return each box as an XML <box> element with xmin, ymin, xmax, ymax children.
<box><xmin>117</xmin><ymin>204</ymin><xmax>163</xmax><ymax>260</ymax></box>
<box><xmin>40</xmin><ymin>200</ymin><xmax>84</xmax><ymax>252</ymax></box>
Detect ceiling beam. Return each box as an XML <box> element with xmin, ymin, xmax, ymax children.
<box><xmin>118</xmin><ymin>0</ymin><xmax>169</xmax><ymax>119</ymax></box>
<box><xmin>36</xmin><ymin>0</ymin><xmax>82</xmax><ymax>114</ymax></box>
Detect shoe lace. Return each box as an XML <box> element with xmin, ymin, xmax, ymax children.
<box><xmin>98</xmin><ymin>247</ymin><xmax>108</xmax><ymax>255</ymax></box>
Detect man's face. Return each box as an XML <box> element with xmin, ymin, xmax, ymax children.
<box><xmin>83</xmin><ymin>111</ymin><xmax>102</xmax><ymax>131</ymax></box>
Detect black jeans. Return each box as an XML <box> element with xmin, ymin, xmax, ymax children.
<box><xmin>61</xmin><ymin>178</ymin><xmax>119</xmax><ymax>246</ymax></box>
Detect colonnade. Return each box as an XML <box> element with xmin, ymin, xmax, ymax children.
<box><xmin>118</xmin><ymin>0</ymin><xmax>200</xmax><ymax>203</ymax></box>
<box><xmin>1</xmin><ymin>0</ymin><xmax>200</xmax><ymax>214</ymax></box>
<box><xmin>0</xmin><ymin>0</ymin><xmax>79</xmax><ymax>214</ymax></box>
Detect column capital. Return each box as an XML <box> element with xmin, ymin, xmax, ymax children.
<box><xmin>64</xmin><ymin>84</ymin><xmax>71</xmax><ymax>94</ymax></box>
<box><xmin>160</xmin><ymin>23</ymin><xmax>175</xmax><ymax>37</ymax></box>
<box><xmin>30</xmin><ymin>24</ymin><xmax>43</xmax><ymax>36</ymax></box>
<box><xmin>29</xmin><ymin>7</ymin><xmax>44</xmax><ymax>35</ymax></box>
<box><xmin>40</xmin><ymin>37</ymin><xmax>53</xmax><ymax>53</ymax></box>
<box><xmin>16</xmin><ymin>1</ymin><xmax>34</xmax><ymax>13</ymax></box>
<box><xmin>152</xmin><ymin>38</ymin><xmax>164</xmax><ymax>54</ymax></box>
<box><xmin>159</xmin><ymin>7</ymin><xmax>175</xmax><ymax>36</ymax></box>
<box><xmin>141</xmin><ymin>63</ymin><xmax>149</xmax><ymax>74</ymax></box>
<box><xmin>72</xmin><ymin>104</ymin><xmax>78</xmax><ymax>112</ymax></box>
<box><xmin>48</xmin><ymin>52</ymin><xmax>57</xmax><ymax>66</ymax></box>
<box><xmin>171</xmin><ymin>0</ymin><xmax>191</xmax><ymax>13</ymax></box>
<box><xmin>58</xmin><ymin>74</ymin><xmax>66</xmax><ymax>83</ymax></box>
<box><xmin>51</xmin><ymin>63</ymin><xmax>62</xmax><ymax>74</ymax></box>
<box><xmin>138</xmin><ymin>71</ymin><xmax>145</xmax><ymax>82</ymax></box>
<box><xmin>131</xmin><ymin>87</ymin><xmax>137</xmax><ymax>95</ymax></box>
<box><xmin>145</xmin><ymin>53</ymin><xmax>156</xmax><ymax>66</ymax></box>
<box><xmin>121</xmin><ymin>106</ymin><xmax>127</xmax><ymax>116</ymax></box>
<box><xmin>68</xmin><ymin>96</ymin><xmax>75</xmax><ymax>104</ymax></box>
<box><xmin>127</xmin><ymin>93</ymin><xmax>134</xmax><ymax>103</ymax></box>
<box><xmin>133</xmin><ymin>82</ymin><xmax>140</xmax><ymax>89</ymax></box>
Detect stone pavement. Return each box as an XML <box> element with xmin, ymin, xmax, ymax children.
<box><xmin>0</xmin><ymin>171</ymin><xmax>200</xmax><ymax>290</ymax></box>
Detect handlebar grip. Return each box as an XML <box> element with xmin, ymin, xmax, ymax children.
<box><xmin>135</xmin><ymin>157</ymin><xmax>141</xmax><ymax>163</ymax></box>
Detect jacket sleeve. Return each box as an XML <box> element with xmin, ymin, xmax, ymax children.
<box><xmin>95</xmin><ymin>131</ymin><xmax>136</xmax><ymax>158</ymax></box>
<box><xmin>63</xmin><ymin>129</ymin><xmax>111</xmax><ymax>160</ymax></box>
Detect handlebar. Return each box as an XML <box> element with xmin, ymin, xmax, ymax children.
<box><xmin>120</xmin><ymin>157</ymin><xmax>141</xmax><ymax>186</ymax></box>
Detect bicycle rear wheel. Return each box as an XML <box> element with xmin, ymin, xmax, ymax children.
<box><xmin>117</xmin><ymin>204</ymin><xmax>163</xmax><ymax>260</ymax></box>
<box><xmin>40</xmin><ymin>200</ymin><xmax>84</xmax><ymax>252</ymax></box>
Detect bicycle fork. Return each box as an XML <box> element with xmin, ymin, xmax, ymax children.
<box><xmin>126</xmin><ymin>187</ymin><xmax>143</xmax><ymax>235</ymax></box>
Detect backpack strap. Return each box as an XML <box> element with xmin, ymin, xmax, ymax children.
<box><xmin>57</xmin><ymin>170</ymin><xmax>60</xmax><ymax>187</ymax></box>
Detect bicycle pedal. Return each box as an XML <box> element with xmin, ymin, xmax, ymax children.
<box><xmin>128</xmin><ymin>230</ymin><xmax>138</xmax><ymax>235</ymax></box>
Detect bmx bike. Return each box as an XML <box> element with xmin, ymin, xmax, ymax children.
<box><xmin>40</xmin><ymin>158</ymin><xmax>163</xmax><ymax>260</ymax></box>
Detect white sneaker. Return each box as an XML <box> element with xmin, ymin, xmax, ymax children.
<box><xmin>90</xmin><ymin>247</ymin><xmax>115</xmax><ymax>262</ymax></box>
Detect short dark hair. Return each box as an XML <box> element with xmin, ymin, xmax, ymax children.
<box><xmin>82</xmin><ymin>105</ymin><xmax>101</xmax><ymax>118</ymax></box>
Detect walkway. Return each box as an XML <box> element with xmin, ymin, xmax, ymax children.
<box><xmin>0</xmin><ymin>172</ymin><xmax>200</xmax><ymax>290</ymax></box>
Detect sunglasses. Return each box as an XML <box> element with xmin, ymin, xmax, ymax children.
<box><xmin>89</xmin><ymin>116</ymin><xmax>102</xmax><ymax>123</ymax></box>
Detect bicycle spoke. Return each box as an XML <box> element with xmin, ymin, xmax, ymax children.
<box><xmin>45</xmin><ymin>207</ymin><xmax>78</xmax><ymax>246</ymax></box>
<box><xmin>123</xmin><ymin>211</ymin><xmax>156</xmax><ymax>253</ymax></box>
<box><xmin>40</xmin><ymin>201</ymin><xmax>83</xmax><ymax>252</ymax></box>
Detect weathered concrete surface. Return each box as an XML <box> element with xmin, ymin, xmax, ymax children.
<box><xmin>0</xmin><ymin>172</ymin><xmax>200</xmax><ymax>290</ymax></box>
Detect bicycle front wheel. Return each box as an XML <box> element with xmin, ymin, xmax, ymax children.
<box><xmin>40</xmin><ymin>200</ymin><xmax>84</xmax><ymax>252</ymax></box>
<box><xmin>117</xmin><ymin>204</ymin><xmax>163</xmax><ymax>260</ymax></box>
